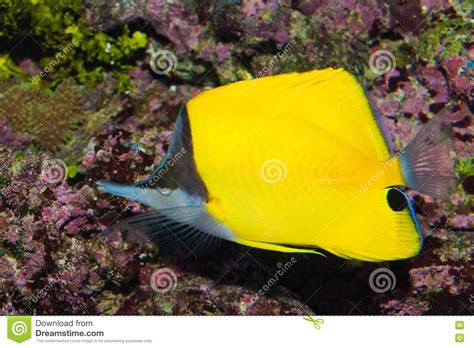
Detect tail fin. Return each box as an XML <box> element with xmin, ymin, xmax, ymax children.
<box><xmin>399</xmin><ymin>115</ymin><xmax>455</xmax><ymax>200</ymax></box>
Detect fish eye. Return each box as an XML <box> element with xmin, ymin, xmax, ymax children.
<box><xmin>386</xmin><ymin>188</ymin><xmax>408</xmax><ymax>212</ymax></box>
<box><xmin>157</xmin><ymin>187</ymin><xmax>173</xmax><ymax>196</ymax></box>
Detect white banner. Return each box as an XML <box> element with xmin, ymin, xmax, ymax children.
<box><xmin>0</xmin><ymin>315</ymin><xmax>471</xmax><ymax>347</ymax></box>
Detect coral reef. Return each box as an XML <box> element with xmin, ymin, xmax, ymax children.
<box><xmin>0</xmin><ymin>79</ymin><xmax>85</xmax><ymax>152</ymax></box>
<box><xmin>0</xmin><ymin>0</ymin><xmax>147</xmax><ymax>90</ymax></box>
<box><xmin>0</xmin><ymin>0</ymin><xmax>472</xmax><ymax>315</ymax></box>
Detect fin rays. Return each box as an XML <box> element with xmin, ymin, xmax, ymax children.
<box><xmin>113</xmin><ymin>206</ymin><xmax>222</xmax><ymax>255</ymax></box>
<box><xmin>399</xmin><ymin>114</ymin><xmax>455</xmax><ymax>199</ymax></box>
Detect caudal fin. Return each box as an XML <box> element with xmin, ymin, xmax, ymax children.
<box><xmin>399</xmin><ymin>115</ymin><xmax>455</xmax><ymax>200</ymax></box>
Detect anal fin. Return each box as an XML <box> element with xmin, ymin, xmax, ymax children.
<box><xmin>236</xmin><ymin>238</ymin><xmax>325</xmax><ymax>256</ymax></box>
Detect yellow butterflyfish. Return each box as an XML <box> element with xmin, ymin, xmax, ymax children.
<box><xmin>98</xmin><ymin>68</ymin><xmax>454</xmax><ymax>262</ymax></box>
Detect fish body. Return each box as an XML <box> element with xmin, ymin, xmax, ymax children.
<box><xmin>98</xmin><ymin>68</ymin><xmax>454</xmax><ymax>261</ymax></box>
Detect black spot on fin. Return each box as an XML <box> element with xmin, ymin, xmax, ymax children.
<box><xmin>387</xmin><ymin>188</ymin><xmax>408</xmax><ymax>211</ymax></box>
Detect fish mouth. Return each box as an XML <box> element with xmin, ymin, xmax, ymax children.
<box><xmin>96</xmin><ymin>180</ymin><xmax>143</xmax><ymax>201</ymax></box>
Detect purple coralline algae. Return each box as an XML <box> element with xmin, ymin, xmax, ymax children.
<box><xmin>0</xmin><ymin>0</ymin><xmax>472</xmax><ymax>315</ymax></box>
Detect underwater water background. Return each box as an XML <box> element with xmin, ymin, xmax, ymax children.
<box><xmin>0</xmin><ymin>0</ymin><xmax>472</xmax><ymax>315</ymax></box>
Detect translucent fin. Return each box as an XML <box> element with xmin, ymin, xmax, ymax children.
<box><xmin>398</xmin><ymin>115</ymin><xmax>455</xmax><ymax>200</ymax></box>
<box><xmin>236</xmin><ymin>238</ymin><xmax>325</xmax><ymax>256</ymax></box>
<box><xmin>114</xmin><ymin>206</ymin><xmax>222</xmax><ymax>255</ymax></box>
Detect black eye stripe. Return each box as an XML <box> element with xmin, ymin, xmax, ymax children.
<box><xmin>387</xmin><ymin>188</ymin><xmax>408</xmax><ymax>212</ymax></box>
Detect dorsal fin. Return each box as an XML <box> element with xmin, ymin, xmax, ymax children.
<box><xmin>187</xmin><ymin>68</ymin><xmax>392</xmax><ymax>162</ymax></box>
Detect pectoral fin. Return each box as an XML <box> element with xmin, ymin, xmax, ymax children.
<box><xmin>108</xmin><ymin>206</ymin><xmax>223</xmax><ymax>255</ymax></box>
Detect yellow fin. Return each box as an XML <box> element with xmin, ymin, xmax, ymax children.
<box><xmin>187</xmin><ymin>68</ymin><xmax>392</xmax><ymax>162</ymax></box>
<box><xmin>319</xmin><ymin>188</ymin><xmax>423</xmax><ymax>262</ymax></box>
<box><xmin>236</xmin><ymin>238</ymin><xmax>325</xmax><ymax>256</ymax></box>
